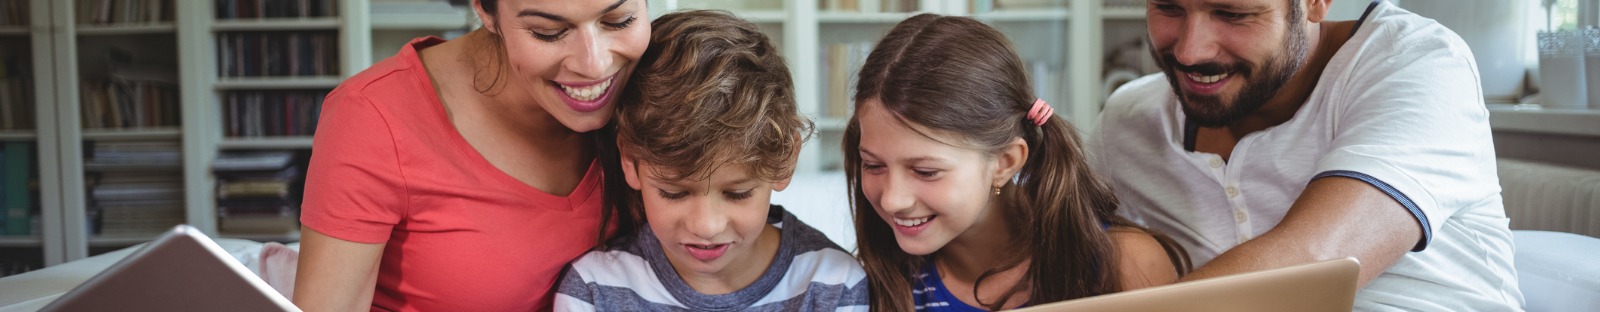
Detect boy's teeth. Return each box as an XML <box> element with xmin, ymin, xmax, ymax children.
<box><xmin>1186</xmin><ymin>72</ymin><xmax>1229</xmax><ymax>84</ymax></box>
<box><xmin>894</xmin><ymin>216</ymin><xmax>931</xmax><ymax>227</ymax></box>
<box><xmin>560</xmin><ymin>79</ymin><xmax>611</xmax><ymax>101</ymax></box>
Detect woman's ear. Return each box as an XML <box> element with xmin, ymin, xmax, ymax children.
<box><xmin>471</xmin><ymin>0</ymin><xmax>497</xmax><ymax>35</ymax></box>
<box><xmin>992</xmin><ymin>137</ymin><xmax>1029</xmax><ymax>188</ymax></box>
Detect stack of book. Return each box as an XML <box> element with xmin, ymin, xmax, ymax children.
<box><xmin>83</xmin><ymin>140</ymin><xmax>182</xmax><ymax>236</ymax></box>
<box><xmin>87</xmin><ymin>173</ymin><xmax>183</xmax><ymax>235</ymax></box>
<box><xmin>215</xmin><ymin>0</ymin><xmax>338</xmax><ymax>19</ymax></box>
<box><xmin>84</xmin><ymin>141</ymin><xmax>181</xmax><ymax>169</ymax></box>
<box><xmin>214</xmin><ymin>151</ymin><xmax>301</xmax><ymax>235</ymax></box>
<box><xmin>75</xmin><ymin>0</ymin><xmax>174</xmax><ymax>25</ymax></box>
<box><xmin>217</xmin><ymin>31</ymin><xmax>339</xmax><ymax>78</ymax></box>
<box><xmin>223</xmin><ymin>90</ymin><xmax>326</xmax><ymax>137</ymax></box>
<box><xmin>0</xmin><ymin>48</ymin><xmax>34</xmax><ymax>131</ymax></box>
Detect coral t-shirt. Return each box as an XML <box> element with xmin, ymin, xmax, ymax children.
<box><xmin>301</xmin><ymin>37</ymin><xmax>606</xmax><ymax>311</ymax></box>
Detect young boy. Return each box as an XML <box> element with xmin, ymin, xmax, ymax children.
<box><xmin>553</xmin><ymin>10</ymin><xmax>868</xmax><ymax>311</ymax></box>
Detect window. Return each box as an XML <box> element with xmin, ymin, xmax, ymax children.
<box><xmin>1538</xmin><ymin>0</ymin><xmax>1591</xmax><ymax>32</ymax></box>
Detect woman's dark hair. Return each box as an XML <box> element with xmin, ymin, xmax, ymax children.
<box><xmin>478</xmin><ymin>0</ymin><xmax>498</xmax><ymax>15</ymax></box>
<box><xmin>844</xmin><ymin>13</ymin><xmax>1191</xmax><ymax>311</ymax></box>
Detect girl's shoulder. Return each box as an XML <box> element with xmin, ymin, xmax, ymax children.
<box><xmin>1106</xmin><ymin>227</ymin><xmax>1179</xmax><ymax>290</ymax></box>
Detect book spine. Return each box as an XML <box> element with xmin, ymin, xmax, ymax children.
<box><xmin>3</xmin><ymin>142</ymin><xmax>30</xmax><ymax>236</ymax></box>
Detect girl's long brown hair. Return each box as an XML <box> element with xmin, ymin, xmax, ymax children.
<box><xmin>844</xmin><ymin>13</ymin><xmax>1191</xmax><ymax>311</ymax></box>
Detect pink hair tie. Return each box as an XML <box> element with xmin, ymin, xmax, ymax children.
<box><xmin>1027</xmin><ymin>98</ymin><xmax>1054</xmax><ymax>126</ymax></box>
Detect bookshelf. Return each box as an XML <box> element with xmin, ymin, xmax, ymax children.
<box><xmin>47</xmin><ymin>0</ymin><xmax>186</xmax><ymax>262</ymax></box>
<box><xmin>0</xmin><ymin>0</ymin><xmax>386</xmax><ymax>271</ymax></box>
<box><xmin>196</xmin><ymin>0</ymin><xmax>368</xmax><ymax>244</ymax></box>
<box><xmin>0</xmin><ymin>0</ymin><xmax>58</xmax><ymax>276</ymax></box>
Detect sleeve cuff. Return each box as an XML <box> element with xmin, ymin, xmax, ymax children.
<box><xmin>1312</xmin><ymin>170</ymin><xmax>1431</xmax><ymax>252</ymax></box>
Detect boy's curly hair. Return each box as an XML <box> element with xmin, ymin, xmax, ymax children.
<box><xmin>615</xmin><ymin>9</ymin><xmax>812</xmax><ymax>196</ymax></box>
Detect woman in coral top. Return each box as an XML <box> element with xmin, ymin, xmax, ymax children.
<box><xmin>292</xmin><ymin>0</ymin><xmax>648</xmax><ymax>310</ymax></box>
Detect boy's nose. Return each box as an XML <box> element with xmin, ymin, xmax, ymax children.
<box><xmin>685</xmin><ymin>202</ymin><xmax>729</xmax><ymax>239</ymax></box>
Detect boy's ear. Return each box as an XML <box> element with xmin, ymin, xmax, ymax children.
<box><xmin>773</xmin><ymin>172</ymin><xmax>794</xmax><ymax>192</ymax></box>
<box><xmin>771</xmin><ymin>137</ymin><xmax>806</xmax><ymax>192</ymax></box>
<box><xmin>619</xmin><ymin>147</ymin><xmax>643</xmax><ymax>191</ymax></box>
<box><xmin>992</xmin><ymin>137</ymin><xmax>1028</xmax><ymax>188</ymax></box>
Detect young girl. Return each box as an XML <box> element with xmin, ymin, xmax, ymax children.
<box><xmin>844</xmin><ymin>14</ymin><xmax>1191</xmax><ymax>311</ymax></box>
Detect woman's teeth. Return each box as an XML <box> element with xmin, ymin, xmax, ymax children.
<box><xmin>1187</xmin><ymin>72</ymin><xmax>1230</xmax><ymax>84</ymax></box>
<box><xmin>560</xmin><ymin>79</ymin><xmax>612</xmax><ymax>101</ymax></box>
<box><xmin>894</xmin><ymin>216</ymin><xmax>931</xmax><ymax>227</ymax></box>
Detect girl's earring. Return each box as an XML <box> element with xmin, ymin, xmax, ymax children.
<box><xmin>993</xmin><ymin>186</ymin><xmax>1002</xmax><ymax>196</ymax></box>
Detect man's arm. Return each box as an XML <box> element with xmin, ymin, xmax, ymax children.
<box><xmin>1178</xmin><ymin>176</ymin><xmax>1421</xmax><ymax>286</ymax></box>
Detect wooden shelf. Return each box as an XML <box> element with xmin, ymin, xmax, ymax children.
<box><xmin>0</xmin><ymin>131</ymin><xmax>37</xmax><ymax>140</ymax></box>
<box><xmin>76</xmin><ymin>23</ymin><xmax>178</xmax><ymax>36</ymax></box>
<box><xmin>0</xmin><ymin>26</ymin><xmax>27</xmax><ymax>35</ymax></box>
<box><xmin>976</xmin><ymin>9</ymin><xmax>1070</xmax><ymax>22</ymax></box>
<box><xmin>83</xmin><ymin>163</ymin><xmax>183</xmax><ymax>172</ymax></box>
<box><xmin>82</xmin><ymin>128</ymin><xmax>183</xmax><ymax>140</ymax></box>
<box><xmin>213</xmin><ymin>18</ymin><xmax>341</xmax><ymax>31</ymax></box>
<box><xmin>0</xmin><ymin>236</ymin><xmax>43</xmax><ymax>247</ymax></box>
<box><xmin>371</xmin><ymin>2</ymin><xmax>473</xmax><ymax>30</ymax></box>
<box><xmin>219</xmin><ymin>137</ymin><xmax>314</xmax><ymax>149</ymax></box>
<box><xmin>818</xmin><ymin>11</ymin><xmax>922</xmax><ymax>23</ymax></box>
<box><xmin>1103</xmin><ymin>7</ymin><xmax>1147</xmax><ymax>20</ymax></box>
<box><xmin>214</xmin><ymin>76</ymin><xmax>342</xmax><ymax>90</ymax></box>
<box><xmin>738</xmin><ymin>11</ymin><xmax>786</xmax><ymax>23</ymax></box>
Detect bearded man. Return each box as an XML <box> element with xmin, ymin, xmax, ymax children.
<box><xmin>1089</xmin><ymin>0</ymin><xmax>1525</xmax><ymax>310</ymax></box>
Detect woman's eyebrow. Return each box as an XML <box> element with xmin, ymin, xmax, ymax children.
<box><xmin>516</xmin><ymin>0</ymin><xmax>629</xmax><ymax>23</ymax></box>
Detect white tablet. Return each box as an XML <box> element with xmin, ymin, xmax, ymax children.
<box><xmin>41</xmin><ymin>225</ymin><xmax>298</xmax><ymax>312</ymax></box>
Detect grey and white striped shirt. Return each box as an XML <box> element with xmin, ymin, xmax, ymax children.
<box><xmin>555</xmin><ymin>205</ymin><xmax>869</xmax><ymax>311</ymax></box>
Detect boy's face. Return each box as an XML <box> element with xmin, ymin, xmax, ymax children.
<box><xmin>621</xmin><ymin>157</ymin><xmax>792</xmax><ymax>285</ymax></box>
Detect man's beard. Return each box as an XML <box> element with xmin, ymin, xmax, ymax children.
<box><xmin>1151</xmin><ymin>22</ymin><xmax>1310</xmax><ymax>128</ymax></box>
